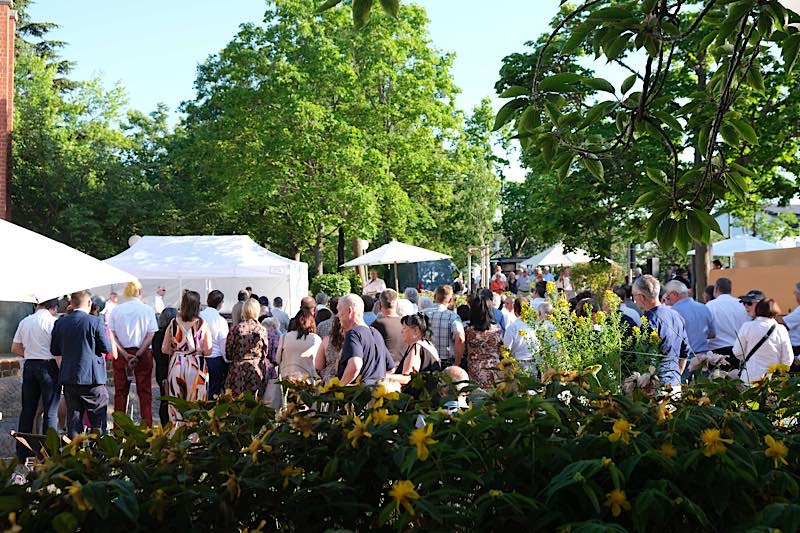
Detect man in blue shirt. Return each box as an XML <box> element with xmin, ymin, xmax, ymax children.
<box><xmin>664</xmin><ymin>280</ymin><xmax>716</xmax><ymax>358</ymax></box>
<box><xmin>50</xmin><ymin>290</ymin><xmax>113</xmax><ymax>437</ymax></box>
<box><xmin>632</xmin><ymin>276</ymin><xmax>690</xmax><ymax>387</ymax></box>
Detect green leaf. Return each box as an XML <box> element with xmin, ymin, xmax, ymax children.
<box><xmin>657</xmin><ymin>218</ymin><xmax>678</xmax><ymax>249</ymax></box>
<box><xmin>316</xmin><ymin>0</ymin><xmax>343</xmax><ymax>11</ymax></box>
<box><xmin>81</xmin><ymin>482</ymin><xmax>112</xmax><ymax>520</ymax></box>
<box><xmin>519</xmin><ymin>106</ymin><xmax>541</xmax><ymax>134</ymax></box>
<box><xmin>621</xmin><ymin>74</ymin><xmax>636</xmax><ymax>94</ymax></box>
<box><xmin>539</xmin><ymin>73</ymin><xmax>584</xmax><ymax>92</ymax></box>
<box><xmin>604</xmin><ymin>33</ymin><xmax>631</xmax><ymax>61</ymax></box>
<box><xmin>499</xmin><ymin>85</ymin><xmax>529</xmax><ymax>98</ymax></box>
<box><xmin>379</xmin><ymin>0</ymin><xmax>399</xmax><ymax>17</ymax></box>
<box><xmin>687</xmin><ymin>210</ymin><xmax>705</xmax><ymax>242</ymax></box>
<box><xmin>493</xmin><ymin>98</ymin><xmax>526</xmax><ymax>131</ymax></box>
<box><xmin>540</xmin><ymin>135</ymin><xmax>555</xmax><ymax>164</ymax></box>
<box><xmin>645</xmin><ymin>209</ymin><xmax>669</xmax><ymax>242</ymax></box>
<box><xmin>693</xmin><ymin>209</ymin><xmax>723</xmax><ymax>236</ymax></box>
<box><xmin>652</xmin><ymin>110</ymin><xmax>682</xmax><ymax>132</ymax></box>
<box><xmin>697</xmin><ymin>125</ymin><xmax>711</xmax><ymax>155</ymax></box>
<box><xmin>583</xmin><ymin>77</ymin><xmax>615</xmax><ymax>94</ymax></box>
<box><xmin>782</xmin><ymin>33</ymin><xmax>800</xmax><ymax>74</ymax></box>
<box><xmin>675</xmin><ymin>220</ymin><xmax>691</xmax><ymax>254</ymax></box>
<box><xmin>746</xmin><ymin>66</ymin><xmax>766</xmax><ymax>92</ymax></box>
<box><xmin>645</xmin><ymin>168</ymin><xmax>668</xmax><ymax>189</ymax></box>
<box><xmin>589</xmin><ymin>6</ymin><xmax>632</xmax><ymax>20</ymax></box>
<box><xmin>757</xmin><ymin>12</ymin><xmax>773</xmax><ymax>38</ymax></box>
<box><xmin>634</xmin><ymin>190</ymin><xmax>661</xmax><ymax>207</ymax></box>
<box><xmin>583</xmin><ymin>157</ymin><xmax>604</xmax><ymax>179</ymax></box>
<box><xmin>720</xmin><ymin>123</ymin><xmax>740</xmax><ymax>146</ymax></box>
<box><xmin>561</xmin><ymin>22</ymin><xmax>595</xmax><ymax>54</ymax></box>
<box><xmin>352</xmin><ymin>0</ymin><xmax>374</xmax><ymax>29</ymax></box>
<box><xmin>730</xmin><ymin>118</ymin><xmax>758</xmax><ymax>145</ymax></box>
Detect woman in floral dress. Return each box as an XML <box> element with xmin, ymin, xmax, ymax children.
<box><xmin>315</xmin><ymin>316</ymin><xmax>344</xmax><ymax>383</ymax></box>
<box><xmin>465</xmin><ymin>295</ymin><xmax>503</xmax><ymax>388</ymax></box>
<box><xmin>162</xmin><ymin>291</ymin><xmax>212</xmax><ymax>423</ymax></box>
<box><xmin>225</xmin><ymin>299</ymin><xmax>270</xmax><ymax>397</ymax></box>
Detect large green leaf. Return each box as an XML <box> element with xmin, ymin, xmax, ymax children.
<box><xmin>519</xmin><ymin>106</ymin><xmax>541</xmax><ymax>134</ymax></box>
<box><xmin>539</xmin><ymin>73</ymin><xmax>584</xmax><ymax>92</ymax></box>
<box><xmin>583</xmin><ymin>157</ymin><xmax>604</xmax><ymax>179</ymax></box>
<box><xmin>352</xmin><ymin>0</ymin><xmax>374</xmax><ymax>29</ymax></box>
<box><xmin>604</xmin><ymin>33</ymin><xmax>631</xmax><ymax>61</ymax></box>
<box><xmin>621</xmin><ymin>74</ymin><xmax>637</xmax><ymax>94</ymax></box>
<box><xmin>316</xmin><ymin>0</ymin><xmax>343</xmax><ymax>12</ymax></box>
<box><xmin>645</xmin><ymin>168</ymin><xmax>668</xmax><ymax>189</ymax></box>
<box><xmin>561</xmin><ymin>22</ymin><xmax>596</xmax><ymax>54</ymax></box>
<box><xmin>500</xmin><ymin>85</ymin><xmax>529</xmax><ymax>98</ymax></box>
<box><xmin>583</xmin><ymin>77</ymin><xmax>615</xmax><ymax>94</ymax></box>
<box><xmin>652</xmin><ymin>110</ymin><xmax>682</xmax><ymax>132</ymax></box>
<box><xmin>686</xmin><ymin>210</ymin><xmax>705</xmax><ymax>242</ymax></box>
<box><xmin>657</xmin><ymin>217</ymin><xmax>678</xmax><ymax>249</ymax></box>
<box><xmin>781</xmin><ymin>33</ymin><xmax>800</xmax><ymax>74</ymax></box>
<box><xmin>693</xmin><ymin>209</ymin><xmax>723</xmax><ymax>236</ymax></box>
<box><xmin>730</xmin><ymin>118</ymin><xmax>758</xmax><ymax>145</ymax></box>
<box><xmin>720</xmin><ymin>123</ymin><xmax>740</xmax><ymax>146</ymax></box>
<box><xmin>493</xmin><ymin>98</ymin><xmax>526</xmax><ymax>131</ymax></box>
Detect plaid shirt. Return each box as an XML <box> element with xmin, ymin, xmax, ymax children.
<box><xmin>424</xmin><ymin>304</ymin><xmax>464</xmax><ymax>363</ymax></box>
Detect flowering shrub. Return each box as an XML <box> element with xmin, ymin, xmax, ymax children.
<box><xmin>3</xmin><ymin>366</ymin><xmax>800</xmax><ymax>532</ymax></box>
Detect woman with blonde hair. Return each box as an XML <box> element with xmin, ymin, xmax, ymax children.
<box><xmin>162</xmin><ymin>291</ymin><xmax>212</xmax><ymax>422</ymax></box>
<box><xmin>225</xmin><ymin>299</ymin><xmax>270</xmax><ymax>396</ymax></box>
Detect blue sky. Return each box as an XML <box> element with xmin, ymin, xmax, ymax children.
<box><xmin>28</xmin><ymin>0</ymin><xmax>559</xmax><ymax>118</ymax></box>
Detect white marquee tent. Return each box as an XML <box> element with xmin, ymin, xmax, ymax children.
<box><xmin>521</xmin><ymin>243</ymin><xmax>594</xmax><ymax>268</ymax></box>
<box><xmin>101</xmin><ymin>235</ymin><xmax>308</xmax><ymax>314</ymax></box>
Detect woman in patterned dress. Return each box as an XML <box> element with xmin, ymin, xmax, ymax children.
<box><xmin>465</xmin><ymin>294</ymin><xmax>503</xmax><ymax>389</ymax></box>
<box><xmin>162</xmin><ymin>291</ymin><xmax>212</xmax><ymax>423</ymax></box>
<box><xmin>315</xmin><ymin>315</ymin><xmax>344</xmax><ymax>383</ymax></box>
<box><xmin>225</xmin><ymin>299</ymin><xmax>270</xmax><ymax>397</ymax></box>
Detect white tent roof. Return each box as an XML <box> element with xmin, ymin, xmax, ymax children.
<box><xmin>688</xmin><ymin>236</ymin><xmax>777</xmax><ymax>257</ymax></box>
<box><xmin>341</xmin><ymin>240</ymin><xmax>450</xmax><ymax>267</ymax></box>
<box><xmin>521</xmin><ymin>243</ymin><xmax>594</xmax><ymax>267</ymax></box>
<box><xmin>0</xmin><ymin>219</ymin><xmax>136</xmax><ymax>303</ymax></box>
<box><xmin>102</xmin><ymin>235</ymin><xmax>308</xmax><ymax>314</ymax></box>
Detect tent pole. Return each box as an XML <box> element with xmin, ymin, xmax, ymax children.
<box><xmin>394</xmin><ymin>262</ymin><xmax>399</xmax><ymax>293</ymax></box>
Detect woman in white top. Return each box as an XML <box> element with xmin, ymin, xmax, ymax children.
<box><xmin>733</xmin><ymin>298</ymin><xmax>793</xmax><ymax>385</ymax></box>
<box><xmin>276</xmin><ymin>303</ymin><xmax>322</xmax><ymax>381</ymax></box>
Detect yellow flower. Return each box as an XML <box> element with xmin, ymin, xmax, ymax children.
<box><xmin>489</xmin><ymin>489</ymin><xmax>503</xmax><ymax>497</ymax></box>
<box><xmin>632</xmin><ymin>326</ymin><xmax>641</xmax><ymax>336</ymax></box>
<box><xmin>546</xmin><ymin>281</ymin><xmax>557</xmax><ymax>295</ymax></box>
<box><xmin>346</xmin><ymin>416</ymin><xmax>372</xmax><ymax>448</ymax></box>
<box><xmin>553</xmin><ymin>330</ymin><xmax>563</xmax><ymax>340</ymax></box>
<box><xmin>320</xmin><ymin>377</ymin><xmax>345</xmax><ymax>398</ymax></box>
<box><xmin>601</xmin><ymin>457</ymin><xmax>613</xmax><ymax>468</ymax></box>
<box><xmin>767</xmin><ymin>363</ymin><xmax>790</xmax><ymax>375</ymax></box>
<box><xmin>280</xmin><ymin>465</ymin><xmax>304</xmax><ymax>488</ymax></box>
<box><xmin>594</xmin><ymin>310</ymin><xmax>607</xmax><ymax>324</ymax></box>
<box><xmin>764</xmin><ymin>435</ymin><xmax>789</xmax><ymax>468</ymax></box>
<box><xmin>368</xmin><ymin>408</ymin><xmax>399</xmax><ymax>425</ymax></box>
<box><xmin>518</xmin><ymin>328</ymin><xmax>527</xmax><ymax>337</ymax></box>
<box><xmin>5</xmin><ymin>512</ymin><xmax>22</xmax><ymax>533</ymax></box>
<box><xmin>649</xmin><ymin>330</ymin><xmax>661</xmax><ymax>344</ymax></box>
<box><xmin>499</xmin><ymin>345</ymin><xmax>511</xmax><ymax>359</ymax></box>
<box><xmin>290</xmin><ymin>415</ymin><xmax>316</xmax><ymax>438</ymax></box>
<box><xmin>640</xmin><ymin>315</ymin><xmax>648</xmax><ymax>325</ymax></box>
<box><xmin>700</xmin><ymin>428</ymin><xmax>733</xmax><ymax>457</ymax></box>
<box><xmin>659</xmin><ymin>442</ymin><xmax>677</xmax><ymax>458</ymax></box>
<box><xmin>608</xmin><ymin>419</ymin><xmax>640</xmax><ymax>445</ymax></box>
<box><xmin>243</xmin><ymin>434</ymin><xmax>273</xmax><ymax>462</ymax></box>
<box><xmin>372</xmin><ymin>385</ymin><xmax>399</xmax><ymax>407</ymax></box>
<box><xmin>67</xmin><ymin>482</ymin><xmax>92</xmax><ymax>511</ymax></box>
<box><xmin>409</xmin><ymin>423</ymin><xmax>438</xmax><ymax>461</ymax></box>
<box><xmin>497</xmin><ymin>357</ymin><xmax>517</xmax><ymax>371</ymax></box>
<box><xmin>389</xmin><ymin>480</ymin><xmax>420</xmax><ymax>515</ymax></box>
<box><xmin>604</xmin><ymin>489</ymin><xmax>631</xmax><ymax>517</ymax></box>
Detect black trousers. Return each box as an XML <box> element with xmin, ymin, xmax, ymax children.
<box><xmin>62</xmin><ymin>384</ymin><xmax>108</xmax><ymax>438</ymax></box>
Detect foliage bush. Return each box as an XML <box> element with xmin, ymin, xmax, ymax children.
<box><xmin>570</xmin><ymin>261</ymin><xmax>625</xmax><ymax>294</ymax></box>
<box><xmin>340</xmin><ymin>268</ymin><xmax>363</xmax><ymax>295</ymax></box>
<box><xmin>3</xmin><ymin>365</ymin><xmax>800</xmax><ymax>532</ymax></box>
<box><xmin>309</xmin><ymin>273</ymin><xmax>351</xmax><ymax>298</ymax></box>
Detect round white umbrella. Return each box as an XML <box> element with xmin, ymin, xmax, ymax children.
<box><xmin>1</xmin><ymin>220</ymin><xmax>137</xmax><ymax>303</ymax></box>
<box><xmin>341</xmin><ymin>240</ymin><xmax>451</xmax><ymax>292</ymax></box>
<box><xmin>688</xmin><ymin>236</ymin><xmax>777</xmax><ymax>257</ymax></box>
<box><xmin>521</xmin><ymin>243</ymin><xmax>594</xmax><ymax>267</ymax></box>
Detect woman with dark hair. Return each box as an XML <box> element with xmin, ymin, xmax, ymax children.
<box><xmin>276</xmin><ymin>300</ymin><xmax>322</xmax><ymax>382</ymax></box>
<box><xmin>464</xmin><ymin>295</ymin><xmax>503</xmax><ymax>388</ymax></box>
<box><xmin>162</xmin><ymin>291</ymin><xmax>212</xmax><ymax>422</ymax></box>
<box><xmin>385</xmin><ymin>313</ymin><xmax>441</xmax><ymax>389</ymax></box>
<box><xmin>734</xmin><ymin>298</ymin><xmax>793</xmax><ymax>385</ymax></box>
<box><xmin>315</xmin><ymin>316</ymin><xmax>344</xmax><ymax>383</ymax></box>
<box><xmin>152</xmin><ymin>307</ymin><xmax>177</xmax><ymax>426</ymax></box>
<box><xmin>225</xmin><ymin>299</ymin><xmax>270</xmax><ymax>396</ymax></box>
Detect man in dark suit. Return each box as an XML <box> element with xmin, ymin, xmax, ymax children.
<box><xmin>50</xmin><ymin>290</ymin><xmax>113</xmax><ymax>437</ymax></box>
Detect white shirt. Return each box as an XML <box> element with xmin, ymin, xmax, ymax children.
<box><xmin>271</xmin><ymin>307</ymin><xmax>290</xmax><ymax>332</ymax></box>
<box><xmin>503</xmin><ymin>317</ymin><xmax>538</xmax><ymax>361</ymax></box>
<box><xmin>13</xmin><ymin>309</ymin><xmax>56</xmax><ymax>360</ymax></box>
<box><xmin>783</xmin><ymin>306</ymin><xmax>800</xmax><ymax>346</ymax></box>
<box><xmin>108</xmin><ymin>298</ymin><xmax>158</xmax><ymax>348</ymax></box>
<box><xmin>501</xmin><ymin>308</ymin><xmax>517</xmax><ymax>328</ymax></box>
<box><xmin>199</xmin><ymin>307</ymin><xmax>229</xmax><ymax>359</ymax></box>
<box><xmin>153</xmin><ymin>294</ymin><xmax>165</xmax><ymax>314</ymax></box>
<box><xmin>706</xmin><ymin>294</ymin><xmax>750</xmax><ymax>350</ymax></box>
<box><xmin>101</xmin><ymin>300</ymin><xmax>117</xmax><ymax>316</ymax></box>
<box><xmin>531</xmin><ymin>297</ymin><xmax>547</xmax><ymax>310</ymax></box>
<box><xmin>733</xmin><ymin>317</ymin><xmax>794</xmax><ymax>384</ymax></box>
<box><xmin>362</xmin><ymin>278</ymin><xmax>387</xmax><ymax>295</ymax></box>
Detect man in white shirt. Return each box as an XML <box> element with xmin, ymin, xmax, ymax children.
<box><xmin>501</xmin><ymin>295</ymin><xmax>517</xmax><ymax>327</ymax></box>
<box><xmin>152</xmin><ymin>286</ymin><xmax>166</xmax><ymax>314</ymax></box>
<box><xmin>503</xmin><ymin>297</ymin><xmax>538</xmax><ymax>374</ymax></box>
<box><xmin>199</xmin><ymin>290</ymin><xmax>230</xmax><ymax>399</ymax></box>
<box><xmin>705</xmin><ymin>278</ymin><xmax>750</xmax><ymax>365</ymax></box>
<box><xmin>271</xmin><ymin>297</ymin><xmax>290</xmax><ymax>332</ymax></box>
<box><xmin>11</xmin><ymin>299</ymin><xmax>60</xmax><ymax>461</ymax></box>
<box><xmin>362</xmin><ymin>269</ymin><xmax>387</xmax><ymax>296</ymax></box>
<box><xmin>108</xmin><ymin>281</ymin><xmax>158</xmax><ymax>427</ymax></box>
<box><xmin>779</xmin><ymin>281</ymin><xmax>800</xmax><ymax>361</ymax></box>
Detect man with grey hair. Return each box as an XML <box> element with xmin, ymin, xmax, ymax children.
<box><xmin>373</xmin><ymin>289</ymin><xmax>404</xmax><ymax>363</ymax></box>
<box><xmin>336</xmin><ymin>294</ymin><xmax>396</xmax><ymax>385</ymax></box>
<box><xmin>403</xmin><ymin>287</ymin><xmax>419</xmax><ymax>313</ymax></box>
<box><xmin>664</xmin><ymin>280</ymin><xmax>715</xmax><ymax>361</ymax></box>
<box><xmin>315</xmin><ymin>292</ymin><xmax>329</xmax><ymax>312</ymax></box>
<box><xmin>632</xmin><ymin>275</ymin><xmax>689</xmax><ymax>386</ymax></box>
<box><xmin>779</xmin><ymin>281</ymin><xmax>800</xmax><ymax>359</ymax></box>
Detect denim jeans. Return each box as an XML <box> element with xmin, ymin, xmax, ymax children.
<box><xmin>206</xmin><ymin>356</ymin><xmax>230</xmax><ymax>400</ymax></box>
<box><xmin>17</xmin><ymin>359</ymin><xmax>60</xmax><ymax>461</ymax></box>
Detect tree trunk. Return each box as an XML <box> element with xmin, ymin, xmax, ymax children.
<box><xmin>351</xmin><ymin>237</ymin><xmax>367</xmax><ymax>286</ymax></box>
<box><xmin>691</xmin><ymin>60</ymin><xmax>710</xmax><ymax>300</ymax></box>
<box><xmin>313</xmin><ymin>223</ymin><xmax>325</xmax><ymax>277</ymax></box>
<box><xmin>337</xmin><ymin>226</ymin><xmax>346</xmax><ymax>272</ymax></box>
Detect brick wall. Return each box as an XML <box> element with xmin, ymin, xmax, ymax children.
<box><xmin>0</xmin><ymin>1</ymin><xmax>14</xmax><ymax>221</ymax></box>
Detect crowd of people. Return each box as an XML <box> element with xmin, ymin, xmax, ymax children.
<box><xmin>9</xmin><ymin>267</ymin><xmax>800</xmax><ymax>462</ymax></box>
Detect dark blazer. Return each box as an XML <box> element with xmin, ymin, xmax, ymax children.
<box><xmin>51</xmin><ymin>310</ymin><xmax>112</xmax><ymax>386</ymax></box>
